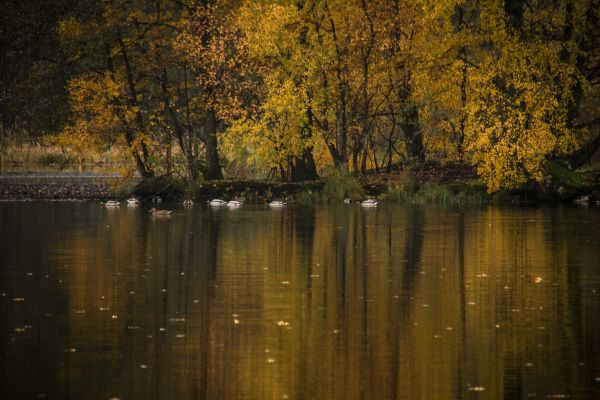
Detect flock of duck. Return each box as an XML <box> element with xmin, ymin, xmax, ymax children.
<box><xmin>101</xmin><ymin>196</ymin><xmax>378</xmax><ymax>216</ymax></box>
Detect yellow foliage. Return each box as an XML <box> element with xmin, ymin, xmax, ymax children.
<box><xmin>57</xmin><ymin>17</ymin><xmax>84</xmax><ymax>41</ymax></box>
<box><xmin>414</xmin><ymin>0</ymin><xmax>581</xmax><ymax>191</ymax></box>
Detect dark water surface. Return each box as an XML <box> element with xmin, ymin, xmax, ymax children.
<box><xmin>1</xmin><ymin>202</ymin><xmax>599</xmax><ymax>400</ymax></box>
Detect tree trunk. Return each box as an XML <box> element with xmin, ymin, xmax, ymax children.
<box><xmin>504</xmin><ymin>0</ymin><xmax>523</xmax><ymax>30</ymax></box>
<box><xmin>203</xmin><ymin>110</ymin><xmax>223</xmax><ymax>180</ymax></box>
<box><xmin>115</xmin><ymin>35</ymin><xmax>154</xmax><ymax>178</ymax></box>
<box><xmin>160</xmin><ymin>68</ymin><xmax>197</xmax><ymax>183</ymax></box>
<box><xmin>291</xmin><ymin>148</ymin><xmax>319</xmax><ymax>181</ymax></box>
<box><xmin>291</xmin><ymin>103</ymin><xmax>319</xmax><ymax>181</ymax></box>
<box><xmin>402</xmin><ymin>103</ymin><xmax>425</xmax><ymax>166</ymax></box>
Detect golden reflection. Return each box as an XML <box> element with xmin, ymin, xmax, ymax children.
<box><xmin>0</xmin><ymin>203</ymin><xmax>599</xmax><ymax>399</ymax></box>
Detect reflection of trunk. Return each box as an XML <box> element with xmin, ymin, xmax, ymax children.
<box><xmin>293</xmin><ymin>206</ymin><xmax>316</xmax><ymax>249</ymax></box>
<box><xmin>401</xmin><ymin>206</ymin><xmax>424</xmax><ymax>297</ymax></box>
<box><xmin>332</xmin><ymin>206</ymin><xmax>349</xmax><ymax>333</ymax></box>
<box><xmin>203</xmin><ymin>111</ymin><xmax>223</xmax><ymax>180</ymax></box>
<box><xmin>456</xmin><ymin>212</ymin><xmax>466</xmax><ymax>399</ymax></box>
<box><xmin>198</xmin><ymin>212</ymin><xmax>220</xmax><ymax>399</ymax></box>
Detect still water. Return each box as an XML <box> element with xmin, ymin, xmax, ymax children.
<box><xmin>1</xmin><ymin>202</ymin><xmax>599</xmax><ymax>400</ymax></box>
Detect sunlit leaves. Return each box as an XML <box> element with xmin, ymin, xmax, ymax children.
<box><xmin>415</xmin><ymin>0</ymin><xmax>582</xmax><ymax>191</ymax></box>
<box><xmin>55</xmin><ymin>0</ymin><xmax>595</xmax><ymax>188</ymax></box>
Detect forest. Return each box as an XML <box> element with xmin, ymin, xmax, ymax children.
<box><xmin>1</xmin><ymin>0</ymin><xmax>599</xmax><ymax>196</ymax></box>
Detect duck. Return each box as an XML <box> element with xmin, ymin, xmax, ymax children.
<box><xmin>208</xmin><ymin>199</ymin><xmax>227</xmax><ymax>207</ymax></box>
<box><xmin>149</xmin><ymin>207</ymin><xmax>172</xmax><ymax>217</ymax></box>
<box><xmin>152</xmin><ymin>196</ymin><xmax>162</xmax><ymax>204</ymax></box>
<box><xmin>227</xmin><ymin>200</ymin><xmax>244</xmax><ymax>208</ymax></box>
<box><xmin>343</xmin><ymin>198</ymin><xmax>352</xmax><ymax>204</ymax></box>
<box><xmin>183</xmin><ymin>199</ymin><xmax>194</xmax><ymax>207</ymax></box>
<box><xmin>269</xmin><ymin>199</ymin><xmax>286</xmax><ymax>208</ymax></box>
<box><xmin>103</xmin><ymin>200</ymin><xmax>120</xmax><ymax>207</ymax></box>
<box><xmin>127</xmin><ymin>197</ymin><xmax>140</xmax><ymax>206</ymax></box>
<box><xmin>360</xmin><ymin>198</ymin><xmax>379</xmax><ymax>207</ymax></box>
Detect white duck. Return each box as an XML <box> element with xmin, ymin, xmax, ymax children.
<box><xmin>360</xmin><ymin>198</ymin><xmax>379</xmax><ymax>207</ymax></box>
<box><xmin>127</xmin><ymin>197</ymin><xmax>140</xmax><ymax>206</ymax></box>
<box><xmin>269</xmin><ymin>200</ymin><xmax>286</xmax><ymax>208</ymax></box>
<box><xmin>227</xmin><ymin>200</ymin><xmax>244</xmax><ymax>208</ymax></box>
<box><xmin>103</xmin><ymin>200</ymin><xmax>120</xmax><ymax>207</ymax></box>
<box><xmin>208</xmin><ymin>199</ymin><xmax>227</xmax><ymax>207</ymax></box>
<box><xmin>183</xmin><ymin>199</ymin><xmax>194</xmax><ymax>206</ymax></box>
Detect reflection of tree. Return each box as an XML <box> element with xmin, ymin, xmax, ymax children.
<box><xmin>401</xmin><ymin>205</ymin><xmax>424</xmax><ymax>309</ymax></box>
<box><xmin>456</xmin><ymin>210</ymin><xmax>467</xmax><ymax>399</ymax></box>
<box><xmin>3</xmin><ymin>203</ymin><xmax>600</xmax><ymax>399</ymax></box>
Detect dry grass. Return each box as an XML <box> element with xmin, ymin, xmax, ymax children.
<box><xmin>0</xmin><ymin>125</ymin><xmax>130</xmax><ymax>170</ymax></box>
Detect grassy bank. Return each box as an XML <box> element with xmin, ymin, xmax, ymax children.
<box><xmin>130</xmin><ymin>172</ymin><xmax>491</xmax><ymax>205</ymax></box>
<box><xmin>130</xmin><ymin>160</ymin><xmax>599</xmax><ymax>205</ymax></box>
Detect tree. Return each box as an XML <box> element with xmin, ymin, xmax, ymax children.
<box><xmin>59</xmin><ymin>0</ymin><xmax>241</xmax><ymax>181</ymax></box>
<box><xmin>415</xmin><ymin>0</ymin><xmax>598</xmax><ymax>191</ymax></box>
<box><xmin>0</xmin><ymin>0</ymin><xmax>74</xmax><ymax>136</ymax></box>
<box><xmin>177</xmin><ymin>1</ymin><xmax>258</xmax><ymax>180</ymax></box>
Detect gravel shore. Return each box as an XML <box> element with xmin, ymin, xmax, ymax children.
<box><xmin>0</xmin><ymin>183</ymin><xmax>112</xmax><ymax>201</ymax></box>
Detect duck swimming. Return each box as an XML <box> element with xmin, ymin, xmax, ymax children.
<box><xmin>360</xmin><ymin>199</ymin><xmax>379</xmax><ymax>207</ymax></box>
<box><xmin>127</xmin><ymin>198</ymin><xmax>140</xmax><ymax>206</ymax></box>
<box><xmin>208</xmin><ymin>199</ymin><xmax>227</xmax><ymax>207</ymax></box>
<box><xmin>269</xmin><ymin>200</ymin><xmax>286</xmax><ymax>208</ymax></box>
<box><xmin>149</xmin><ymin>208</ymin><xmax>172</xmax><ymax>217</ymax></box>
<box><xmin>183</xmin><ymin>199</ymin><xmax>194</xmax><ymax>206</ymax></box>
<box><xmin>103</xmin><ymin>200</ymin><xmax>120</xmax><ymax>207</ymax></box>
<box><xmin>227</xmin><ymin>200</ymin><xmax>244</xmax><ymax>208</ymax></box>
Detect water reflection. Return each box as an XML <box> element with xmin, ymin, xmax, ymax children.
<box><xmin>0</xmin><ymin>203</ymin><xmax>599</xmax><ymax>399</ymax></box>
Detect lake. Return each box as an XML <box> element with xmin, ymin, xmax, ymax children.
<box><xmin>1</xmin><ymin>202</ymin><xmax>599</xmax><ymax>399</ymax></box>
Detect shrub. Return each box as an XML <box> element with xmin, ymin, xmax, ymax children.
<box><xmin>414</xmin><ymin>183</ymin><xmax>453</xmax><ymax>204</ymax></box>
<box><xmin>322</xmin><ymin>168</ymin><xmax>364</xmax><ymax>203</ymax></box>
<box><xmin>38</xmin><ymin>153</ymin><xmax>72</xmax><ymax>167</ymax></box>
<box><xmin>381</xmin><ymin>170</ymin><xmax>417</xmax><ymax>203</ymax></box>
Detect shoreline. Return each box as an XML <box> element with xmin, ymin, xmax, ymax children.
<box><xmin>1</xmin><ymin>179</ymin><xmax>599</xmax><ymax>205</ymax></box>
<box><xmin>0</xmin><ymin>183</ymin><xmax>112</xmax><ymax>201</ymax></box>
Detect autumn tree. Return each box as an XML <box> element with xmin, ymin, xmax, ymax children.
<box><xmin>59</xmin><ymin>0</ymin><xmax>246</xmax><ymax>182</ymax></box>
<box><xmin>415</xmin><ymin>0</ymin><xmax>600</xmax><ymax>191</ymax></box>
<box><xmin>227</xmin><ymin>0</ymin><xmax>428</xmax><ymax>179</ymax></box>
<box><xmin>58</xmin><ymin>0</ymin><xmax>163</xmax><ymax>178</ymax></box>
<box><xmin>177</xmin><ymin>1</ymin><xmax>259</xmax><ymax>180</ymax></box>
<box><xmin>5</xmin><ymin>0</ymin><xmax>599</xmax><ymax>191</ymax></box>
<box><xmin>223</xmin><ymin>0</ymin><xmax>321</xmax><ymax>180</ymax></box>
